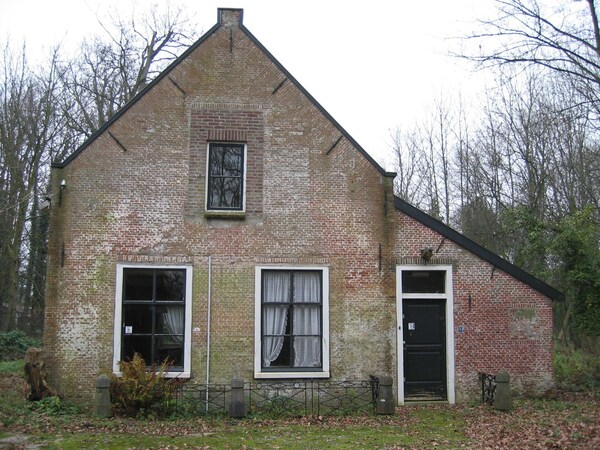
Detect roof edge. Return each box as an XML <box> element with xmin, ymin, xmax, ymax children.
<box><xmin>238</xmin><ymin>22</ymin><xmax>390</xmax><ymax>177</ymax></box>
<box><xmin>54</xmin><ymin>8</ymin><xmax>390</xmax><ymax>177</ymax></box>
<box><xmin>394</xmin><ymin>196</ymin><xmax>564</xmax><ymax>301</ymax></box>
<box><xmin>52</xmin><ymin>17</ymin><xmax>224</xmax><ymax>168</ymax></box>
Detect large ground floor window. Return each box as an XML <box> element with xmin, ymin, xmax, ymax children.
<box><xmin>254</xmin><ymin>266</ymin><xmax>330</xmax><ymax>379</ymax></box>
<box><xmin>113</xmin><ymin>264</ymin><xmax>192</xmax><ymax>377</ymax></box>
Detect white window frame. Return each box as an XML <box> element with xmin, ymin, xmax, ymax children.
<box><xmin>254</xmin><ymin>265</ymin><xmax>330</xmax><ymax>379</ymax></box>
<box><xmin>113</xmin><ymin>263</ymin><xmax>193</xmax><ymax>378</ymax></box>
<box><xmin>396</xmin><ymin>265</ymin><xmax>455</xmax><ymax>404</ymax></box>
<box><xmin>205</xmin><ymin>142</ymin><xmax>247</xmax><ymax>212</ymax></box>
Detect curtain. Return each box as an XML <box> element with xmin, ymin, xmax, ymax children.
<box><xmin>262</xmin><ymin>272</ymin><xmax>290</xmax><ymax>367</ymax></box>
<box><xmin>163</xmin><ymin>306</ymin><xmax>184</xmax><ymax>343</ymax></box>
<box><xmin>292</xmin><ymin>272</ymin><xmax>321</xmax><ymax>367</ymax></box>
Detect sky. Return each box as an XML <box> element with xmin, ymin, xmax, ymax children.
<box><xmin>0</xmin><ymin>0</ymin><xmax>497</xmax><ymax>170</ymax></box>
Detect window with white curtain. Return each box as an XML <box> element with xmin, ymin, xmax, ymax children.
<box><xmin>255</xmin><ymin>267</ymin><xmax>330</xmax><ymax>378</ymax></box>
<box><xmin>113</xmin><ymin>265</ymin><xmax>192</xmax><ymax>377</ymax></box>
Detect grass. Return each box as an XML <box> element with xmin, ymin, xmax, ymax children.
<box><xmin>0</xmin><ymin>359</ymin><xmax>23</xmax><ymax>374</ymax></box>
<box><xmin>10</xmin><ymin>412</ymin><xmax>470</xmax><ymax>450</ymax></box>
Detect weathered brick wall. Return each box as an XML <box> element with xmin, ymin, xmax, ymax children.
<box><xmin>44</xmin><ymin>8</ymin><xmax>553</xmax><ymax>403</ymax></box>
<box><xmin>44</xmin><ymin>9</ymin><xmax>393</xmax><ymax>400</ymax></box>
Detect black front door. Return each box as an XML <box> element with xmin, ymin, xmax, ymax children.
<box><xmin>403</xmin><ymin>299</ymin><xmax>446</xmax><ymax>400</ymax></box>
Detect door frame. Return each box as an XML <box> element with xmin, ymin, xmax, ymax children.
<box><xmin>396</xmin><ymin>265</ymin><xmax>455</xmax><ymax>404</ymax></box>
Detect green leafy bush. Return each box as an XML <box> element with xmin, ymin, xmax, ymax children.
<box><xmin>555</xmin><ymin>348</ymin><xmax>600</xmax><ymax>390</ymax></box>
<box><xmin>0</xmin><ymin>331</ymin><xmax>41</xmax><ymax>361</ymax></box>
<box><xmin>110</xmin><ymin>353</ymin><xmax>175</xmax><ymax>417</ymax></box>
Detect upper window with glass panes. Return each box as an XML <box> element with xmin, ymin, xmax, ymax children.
<box><xmin>206</xmin><ymin>143</ymin><xmax>246</xmax><ymax>211</ymax></box>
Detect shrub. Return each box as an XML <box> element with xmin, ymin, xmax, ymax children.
<box><xmin>555</xmin><ymin>348</ymin><xmax>600</xmax><ymax>390</ymax></box>
<box><xmin>0</xmin><ymin>331</ymin><xmax>41</xmax><ymax>361</ymax></box>
<box><xmin>110</xmin><ymin>353</ymin><xmax>175</xmax><ymax>417</ymax></box>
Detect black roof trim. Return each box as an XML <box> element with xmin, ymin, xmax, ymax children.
<box><xmin>53</xmin><ymin>8</ymin><xmax>389</xmax><ymax>176</ymax></box>
<box><xmin>394</xmin><ymin>196</ymin><xmax>564</xmax><ymax>301</ymax></box>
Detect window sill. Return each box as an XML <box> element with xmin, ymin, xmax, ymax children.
<box><xmin>204</xmin><ymin>211</ymin><xmax>246</xmax><ymax>219</ymax></box>
<box><xmin>113</xmin><ymin>371</ymin><xmax>191</xmax><ymax>379</ymax></box>
<box><xmin>254</xmin><ymin>371</ymin><xmax>330</xmax><ymax>379</ymax></box>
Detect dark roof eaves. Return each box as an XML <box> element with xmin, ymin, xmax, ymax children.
<box><xmin>238</xmin><ymin>23</ymin><xmax>389</xmax><ymax>177</ymax></box>
<box><xmin>393</xmin><ymin>196</ymin><xmax>564</xmax><ymax>301</ymax></box>
<box><xmin>52</xmin><ymin>22</ymin><xmax>222</xmax><ymax>168</ymax></box>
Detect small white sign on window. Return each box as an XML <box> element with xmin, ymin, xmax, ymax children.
<box><xmin>408</xmin><ymin>323</ymin><xmax>416</xmax><ymax>330</ymax></box>
<box><xmin>125</xmin><ymin>326</ymin><xmax>133</xmax><ymax>334</ymax></box>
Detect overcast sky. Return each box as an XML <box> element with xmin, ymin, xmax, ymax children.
<box><xmin>0</xmin><ymin>0</ymin><xmax>497</xmax><ymax>169</ymax></box>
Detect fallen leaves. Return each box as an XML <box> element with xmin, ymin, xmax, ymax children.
<box><xmin>2</xmin><ymin>385</ymin><xmax>600</xmax><ymax>449</ymax></box>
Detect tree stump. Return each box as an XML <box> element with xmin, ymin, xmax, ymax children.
<box><xmin>23</xmin><ymin>348</ymin><xmax>58</xmax><ymax>400</ymax></box>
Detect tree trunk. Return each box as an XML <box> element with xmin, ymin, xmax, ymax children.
<box><xmin>24</xmin><ymin>347</ymin><xmax>58</xmax><ymax>400</ymax></box>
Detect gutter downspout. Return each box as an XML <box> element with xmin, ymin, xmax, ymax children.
<box><xmin>205</xmin><ymin>255</ymin><xmax>212</xmax><ymax>413</ymax></box>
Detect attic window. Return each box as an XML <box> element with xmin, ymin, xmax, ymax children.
<box><xmin>206</xmin><ymin>143</ymin><xmax>246</xmax><ymax>211</ymax></box>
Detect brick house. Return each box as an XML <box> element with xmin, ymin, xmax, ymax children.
<box><xmin>43</xmin><ymin>8</ymin><xmax>561</xmax><ymax>404</ymax></box>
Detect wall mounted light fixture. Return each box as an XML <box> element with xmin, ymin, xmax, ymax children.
<box><xmin>59</xmin><ymin>179</ymin><xmax>66</xmax><ymax>206</ymax></box>
<box><xmin>420</xmin><ymin>247</ymin><xmax>434</xmax><ymax>262</ymax></box>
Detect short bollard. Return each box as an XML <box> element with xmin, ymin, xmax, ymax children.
<box><xmin>94</xmin><ymin>374</ymin><xmax>113</xmax><ymax>418</ymax></box>
<box><xmin>375</xmin><ymin>375</ymin><xmax>395</xmax><ymax>415</ymax></box>
<box><xmin>494</xmin><ymin>370</ymin><xmax>512</xmax><ymax>411</ymax></box>
<box><xmin>229</xmin><ymin>378</ymin><xmax>246</xmax><ymax>418</ymax></box>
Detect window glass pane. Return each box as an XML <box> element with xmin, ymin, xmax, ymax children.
<box><xmin>263</xmin><ymin>272</ymin><xmax>291</xmax><ymax>303</ymax></box>
<box><xmin>261</xmin><ymin>270</ymin><xmax>323</xmax><ymax>370</ymax></box>
<box><xmin>123</xmin><ymin>305</ymin><xmax>153</xmax><ymax>334</ymax></box>
<box><xmin>122</xmin><ymin>335</ymin><xmax>152</xmax><ymax>364</ymax></box>
<box><xmin>119</xmin><ymin>267</ymin><xmax>189</xmax><ymax>371</ymax></box>
<box><xmin>207</xmin><ymin>144</ymin><xmax>244</xmax><ymax>210</ymax></box>
<box><xmin>123</xmin><ymin>269</ymin><xmax>153</xmax><ymax>301</ymax></box>
<box><xmin>293</xmin><ymin>336</ymin><xmax>321</xmax><ymax>367</ymax></box>
<box><xmin>157</xmin><ymin>305</ymin><xmax>185</xmax><ymax>337</ymax></box>
<box><xmin>156</xmin><ymin>336</ymin><xmax>183</xmax><ymax>367</ymax></box>
<box><xmin>155</xmin><ymin>270</ymin><xmax>185</xmax><ymax>301</ymax></box>
<box><xmin>267</xmin><ymin>335</ymin><xmax>291</xmax><ymax>367</ymax></box>
<box><xmin>293</xmin><ymin>305</ymin><xmax>320</xmax><ymax>335</ymax></box>
<box><xmin>209</xmin><ymin>145</ymin><xmax>243</xmax><ymax>176</ymax></box>
<box><xmin>208</xmin><ymin>177</ymin><xmax>241</xmax><ymax>208</ymax></box>
<box><xmin>402</xmin><ymin>271</ymin><xmax>446</xmax><ymax>293</ymax></box>
<box><xmin>293</xmin><ymin>272</ymin><xmax>321</xmax><ymax>303</ymax></box>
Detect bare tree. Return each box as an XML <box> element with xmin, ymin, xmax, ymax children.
<box><xmin>61</xmin><ymin>2</ymin><xmax>197</xmax><ymax>139</ymax></box>
<box><xmin>0</xmin><ymin>44</ymin><xmax>64</xmax><ymax>332</ymax></box>
<box><xmin>393</xmin><ymin>93</ymin><xmax>469</xmax><ymax>224</ymax></box>
<box><xmin>462</xmin><ymin>0</ymin><xmax>600</xmax><ymax>117</ymax></box>
<box><xmin>0</xmin><ymin>3</ymin><xmax>198</xmax><ymax>333</ymax></box>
